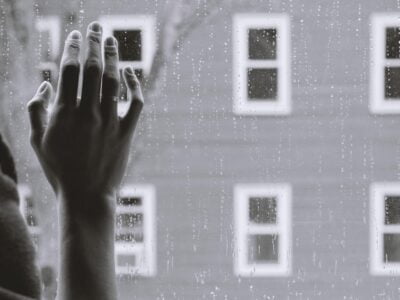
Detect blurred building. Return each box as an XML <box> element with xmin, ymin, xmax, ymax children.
<box><xmin>10</xmin><ymin>0</ymin><xmax>400</xmax><ymax>299</ymax></box>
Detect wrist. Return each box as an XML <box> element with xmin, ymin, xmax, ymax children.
<box><xmin>57</xmin><ymin>188</ymin><xmax>116</xmax><ymax>218</ymax></box>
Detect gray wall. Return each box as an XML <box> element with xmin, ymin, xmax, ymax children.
<box><xmin>17</xmin><ymin>0</ymin><xmax>400</xmax><ymax>299</ymax></box>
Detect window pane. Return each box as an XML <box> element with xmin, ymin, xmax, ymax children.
<box><xmin>386</xmin><ymin>27</ymin><xmax>400</xmax><ymax>59</ymax></box>
<box><xmin>248</xmin><ymin>234</ymin><xmax>279</xmax><ymax>263</ymax></box>
<box><xmin>115</xmin><ymin>232</ymin><xmax>143</xmax><ymax>242</ymax></box>
<box><xmin>384</xmin><ymin>234</ymin><xmax>400</xmax><ymax>262</ymax></box>
<box><xmin>118</xmin><ymin>196</ymin><xmax>142</xmax><ymax>206</ymax></box>
<box><xmin>116</xmin><ymin>213</ymin><xmax>143</xmax><ymax>228</ymax></box>
<box><xmin>247</xmin><ymin>68</ymin><xmax>278</xmax><ymax>100</ymax></box>
<box><xmin>248</xmin><ymin>28</ymin><xmax>276</xmax><ymax>60</ymax></box>
<box><xmin>385</xmin><ymin>67</ymin><xmax>400</xmax><ymax>99</ymax></box>
<box><xmin>26</xmin><ymin>213</ymin><xmax>38</xmax><ymax>227</ymax></box>
<box><xmin>41</xmin><ymin>69</ymin><xmax>52</xmax><ymax>83</ymax></box>
<box><xmin>113</xmin><ymin>30</ymin><xmax>142</xmax><ymax>61</ymax></box>
<box><xmin>385</xmin><ymin>196</ymin><xmax>400</xmax><ymax>224</ymax></box>
<box><xmin>117</xmin><ymin>254</ymin><xmax>136</xmax><ymax>267</ymax></box>
<box><xmin>249</xmin><ymin>197</ymin><xmax>277</xmax><ymax>224</ymax></box>
<box><xmin>25</xmin><ymin>195</ymin><xmax>35</xmax><ymax>209</ymax></box>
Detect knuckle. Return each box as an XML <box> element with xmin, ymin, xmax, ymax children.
<box><xmin>29</xmin><ymin>132</ymin><xmax>40</xmax><ymax>148</ymax></box>
<box><xmin>27</xmin><ymin>99</ymin><xmax>44</xmax><ymax>112</ymax></box>
<box><xmin>103</xmin><ymin>72</ymin><xmax>120</xmax><ymax>86</ymax></box>
<box><xmin>61</xmin><ymin>60</ymin><xmax>80</xmax><ymax>75</ymax></box>
<box><xmin>88</xmin><ymin>34</ymin><xmax>101</xmax><ymax>44</ymax></box>
<box><xmin>85</xmin><ymin>59</ymin><xmax>102</xmax><ymax>75</ymax></box>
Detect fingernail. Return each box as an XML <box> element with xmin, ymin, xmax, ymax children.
<box><xmin>69</xmin><ymin>30</ymin><xmax>82</xmax><ymax>40</ymax></box>
<box><xmin>89</xmin><ymin>21</ymin><xmax>102</xmax><ymax>33</ymax></box>
<box><xmin>37</xmin><ymin>81</ymin><xmax>48</xmax><ymax>94</ymax></box>
<box><xmin>105</xmin><ymin>36</ymin><xmax>116</xmax><ymax>46</ymax></box>
<box><xmin>125</xmin><ymin>66</ymin><xmax>134</xmax><ymax>76</ymax></box>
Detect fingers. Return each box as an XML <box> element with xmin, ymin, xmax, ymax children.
<box><xmin>27</xmin><ymin>81</ymin><xmax>52</xmax><ymax>149</ymax></box>
<box><xmin>101</xmin><ymin>36</ymin><xmax>120</xmax><ymax>123</ymax></box>
<box><xmin>0</xmin><ymin>133</ymin><xmax>17</xmax><ymax>183</ymax></box>
<box><xmin>80</xmin><ymin>22</ymin><xmax>103</xmax><ymax>113</ymax></box>
<box><xmin>120</xmin><ymin>67</ymin><xmax>144</xmax><ymax>135</ymax></box>
<box><xmin>56</xmin><ymin>30</ymin><xmax>82</xmax><ymax>107</ymax></box>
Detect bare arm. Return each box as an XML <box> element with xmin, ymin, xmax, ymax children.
<box><xmin>27</xmin><ymin>22</ymin><xmax>144</xmax><ymax>300</ymax></box>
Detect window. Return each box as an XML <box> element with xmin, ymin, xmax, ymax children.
<box><xmin>115</xmin><ymin>185</ymin><xmax>156</xmax><ymax>276</ymax></box>
<box><xmin>370</xmin><ymin>14</ymin><xmax>400</xmax><ymax>114</ymax></box>
<box><xmin>35</xmin><ymin>16</ymin><xmax>61</xmax><ymax>84</ymax></box>
<box><xmin>370</xmin><ymin>183</ymin><xmax>400</xmax><ymax>275</ymax></box>
<box><xmin>232</xmin><ymin>14</ymin><xmax>291</xmax><ymax>115</ymax></box>
<box><xmin>100</xmin><ymin>15</ymin><xmax>156</xmax><ymax>103</ymax></box>
<box><xmin>18</xmin><ymin>185</ymin><xmax>41</xmax><ymax>247</ymax></box>
<box><xmin>234</xmin><ymin>184</ymin><xmax>292</xmax><ymax>276</ymax></box>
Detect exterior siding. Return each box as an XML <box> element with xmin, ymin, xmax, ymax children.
<box><xmin>11</xmin><ymin>0</ymin><xmax>400</xmax><ymax>298</ymax></box>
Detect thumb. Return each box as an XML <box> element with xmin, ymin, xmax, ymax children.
<box><xmin>27</xmin><ymin>81</ymin><xmax>52</xmax><ymax>148</ymax></box>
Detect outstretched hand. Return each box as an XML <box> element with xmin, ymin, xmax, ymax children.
<box><xmin>27</xmin><ymin>22</ymin><xmax>143</xmax><ymax>212</ymax></box>
<box><xmin>27</xmin><ymin>22</ymin><xmax>144</xmax><ymax>300</ymax></box>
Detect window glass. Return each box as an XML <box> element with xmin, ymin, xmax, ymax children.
<box><xmin>385</xmin><ymin>67</ymin><xmax>400</xmax><ymax>99</ymax></box>
<box><xmin>384</xmin><ymin>234</ymin><xmax>400</xmax><ymax>262</ymax></box>
<box><xmin>113</xmin><ymin>29</ymin><xmax>142</xmax><ymax>61</ymax></box>
<box><xmin>248</xmin><ymin>28</ymin><xmax>277</xmax><ymax>60</ymax></box>
<box><xmin>247</xmin><ymin>68</ymin><xmax>278</xmax><ymax>100</ymax></box>
<box><xmin>386</xmin><ymin>27</ymin><xmax>400</xmax><ymax>59</ymax></box>
<box><xmin>385</xmin><ymin>196</ymin><xmax>400</xmax><ymax>224</ymax></box>
<box><xmin>249</xmin><ymin>197</ymin><xmax>277</xmax><ymax>224</ymax></box>
<box><xmin>248</xmin><ymin>234</ymin><xmax>279</xmax><ymax>263</ymax></box>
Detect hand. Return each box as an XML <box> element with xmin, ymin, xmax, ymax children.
<box><xmin>27</xmin><ymin>22</ymin><xmax>144</xmax><ymax>212</ymax></box>
<box><xmin>27</xmin><ymin>22</ymin><xmax>144</xmax><ymax>300</ymax></box>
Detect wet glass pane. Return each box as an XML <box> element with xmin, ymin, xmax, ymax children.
<box><xmin>248</xmin><ymin>28</ymin><xmax>277</xmax><ymax>60</ymax></box>
<box><xmin>113</xmin><ymin>30</ymin><xmax>142</xmax><ymax>61</ymax></box>
<box><xmin>117</xmin><ymin>254</ymin><xmax>136</xmax><ymax>267</ymax></box>
<box><xmin>248</xmin><ymin>234</ymin><xmax>279</xmax><ymax>263</ymax></box>
<box><xmin>385</xmin><ymin>67</ymin><xmax>400</xmax><ymax>99</ymax></box>
<box><xmin>385</xmin><ymin>196</ymin><xmax>400</xmax><ymax>224</ymax></box>
<box><xmin>116</xmin><ymin>213</ymin><xmax>143</xmax><ymax>228</ymax></box>
<box><xmin>118</xmin><ymin>196</ymin><xmax>142</xmax><ymax>206</ymax></box>
<box><xmin>38</xmin><ymin>30</ymin><xmax>51</xmax><ymax>62</ymax></box>
<box><xmin>247</xmin><ymin>68</ymin><xmax>278</xmax><ymax>100</ymax></box>
<box><xmin>384</xmin><ymin>234</ymin><xmax>400</xmax><ymax>262</ymax></box>
<box><xmin>249</xmin><ymin>197</ymin><xmax>277</xmax><ymax>224</ymax></box>
<box><xmin>386</xmin><ymin>27</ymin><xmax>400</xmax><ymax>59</ymax></box>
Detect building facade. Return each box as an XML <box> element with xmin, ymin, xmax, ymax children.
<box><xmin>10</xmin><ymin>0</ymin><xmax>400</xmax><ymax>299</ymax></box>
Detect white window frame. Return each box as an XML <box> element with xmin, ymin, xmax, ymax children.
<box><xmin>115</xmin><ymin>184</ymin><xmax>156</xmax><ymax>277</ymax></box>
<box><xmin>233</xmin><ymin>14</ymin><xmax>291</xmax><ymax>115</ymax></box>
<box><xmin>234</xmin><ymin>183</ymin><xmax>292</xmax><ymax>277</ymax></box>
<box><xmin>99</xmin><ymin>15</ymin><xmax>156</xmax><ymax>75</ymax></box>
<box><xmin>370</xmin><ymin>13</ymin><xmax>400</xmax><ymax>114</ymax></box>
<box><xmin>18</xmin><ymin>185</ymin><xmax>41</xmax><ymax>237</ymax></box>
<box><xmin>35</xmin><ymin>16</ymin><xmax>61</xmax><ymax>83</ymax></box>
<box><xmin>370</xmin><ymin>182</ymin><xmax>400</xmax><ymax>275</ymax></box>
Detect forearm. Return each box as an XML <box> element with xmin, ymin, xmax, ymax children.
<box><xmin>57</xmin><ymin>193</ymin><xmax>117</xmax><ymax>300</ymax></box>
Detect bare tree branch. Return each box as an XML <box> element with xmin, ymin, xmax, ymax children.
<box><xmin>144</xmin><ymin>0</ymin><xmax>228</xmax><ymax>94</ymax></box>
